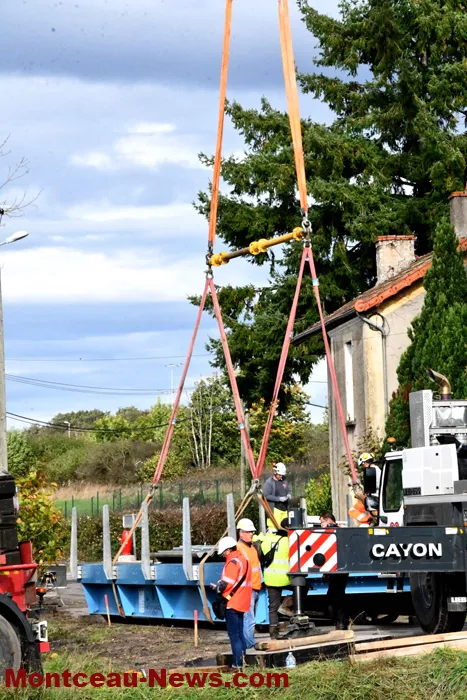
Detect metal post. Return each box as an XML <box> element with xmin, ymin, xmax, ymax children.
<box><xmin>182</xmin><ymin>497</ymin><xmax>193</xmax><ymax>580</ymax></box>
<box><xmin>216</xmin><ymin>480</ymin><xmax>220</xmax><ymax>504</ymax></box>
<box><xmin>70</xmin><ymin>506</ymin><xmax>78</xmax><ymax>579</ymax></box>
<box><xmin>103</xmin><ymin>505</ymin><xmax>112</xmax><ymax>580</ymax></box>
<box><xmin>159</xmin><ymin>484</ymin><xmax>163</xmax><ymax>509</ymax></box>
<box><xmin>0</xmin><ymin>269</ymin><xmax>7</xmax><ymax>473</ymax></box>
<box><xmin>240</xmin><ymin>403</ymin><xmax>249</xmax><ymax>499</ymax></box>
<box><xmin>141</xmin><ymin>501</ymin><xmax>151</xmax><ymax>580</ymax></box>
<box><xmin>226</xmin><ymin>493</ymin><xmax>236</xmax><ymax>539</ymax></box>
<box><xmin>96</xmin><ymin>491</ymin><xmax>99</xmax><ymax>514</ymax></box>
<box><xmin>91</xmin><ymin>497</ymin><xmax>94</xmax><ymax>517</ymax></box>
<box><xmin>179</xmin><ymin>483</ymin><xmax>183</xmax><ymax>505</ymax></box>
<box><xmin>64</xmin><ymin>501</ymin><xmax>68</xmax><ymax>520</ymax></box>
<box><xmin>119</xmin><ymin>489</ymin><xmax>122</xmax><ymax>510</ymax></box>
<box><xmin>259</xmin><ymin>503</ymin><xmax>266</xmax><ymax>534</ymax></box>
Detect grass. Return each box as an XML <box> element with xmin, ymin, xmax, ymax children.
<box><xmin>2</xmin><ymin>648</ymin><xmax>467</xmax><ymax>698</ymax></box>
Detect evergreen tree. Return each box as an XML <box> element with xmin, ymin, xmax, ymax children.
<box><xmin>385</xmin><ymin>217</ymin><xmax>467</xmax><ymax>445</ymax></box>
<box><xmin>195</xmin><ymin>0</ymin><xmax>467</xmax><ymax>408</ymax></box>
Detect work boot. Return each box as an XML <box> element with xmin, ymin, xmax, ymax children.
<box><xmin>269</xmin><ymin>625</ymin><xmax>280</xmax><ymax>640</ymax></box>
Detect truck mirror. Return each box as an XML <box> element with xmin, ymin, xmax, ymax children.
<box><xmin>379</xmin><ymin>516</ymin><xmax>388</xmax><ymax>525</ymax></box>
<box><xmin>363</xmin><ymin>466</ymin><xmax>377</xmax><ymax>495</ymax></box>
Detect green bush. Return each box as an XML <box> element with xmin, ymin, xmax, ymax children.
<box><xmin>305</xmin><ymin>471</ymin><xmax>333</xmax><ymax>516</ymax></box>
<box><xmin>7</xmin><ymin>430</ymin><xmax>39</xmax><ymax>477</ymax></box>
<box><xmin>46</xmin><ymin>444</ymin><xmax>89</xmax><ymax>483</ymax></box>
<box><xmin>74</xmin><ymin>504</ymin><xmax>229</xmax><ymax>561</ymax></box>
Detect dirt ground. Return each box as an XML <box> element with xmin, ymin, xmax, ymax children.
<box><xmin>45</xmin><ymin>581</ymin><xmax>234</xmax><ymax>671</ymax></box>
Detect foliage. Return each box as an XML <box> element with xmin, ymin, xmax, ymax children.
<box><xmin>339</xmin><ymin>423</ymin><xmax>384</xmax><ymax>482</ymax></box>
<box><xmin>16</xmin><ymin>471</ymin><xmax>67</xmax><ymax>565</ymax></box>
<box><xmin>75</xmin><ymin>505</ymin><xmax>229</xmax><ymax>562</ymax></box>
<box><xmin>248</xmin><ymin>385</ymin><xmax>312</xmax><ymax>464</ymax></box>
<box><xmin>7</xmin><ymin>430</ymin><xmax>38</xmax><ymax>477</ymax></box>
<box><xmin>45</xmin><ymin>443</ymin><xmax>89</xmax><ymax>484</ymax></box>
<box><xmin>194</xmin><ymin>0</ymin><xmax>467</xmax><ymax>408</ymax></box>
<box><xmin>305</xmin><ymin>470</ymin><xmax>333</xmax><ymax>516</ymax></box>
<box><xmin>50</xmin><ymin>409</ymin><xmax>107</xmax><ymax>431</ymax></box>
<box><xmin>386</xmin><ymin>218</ymin><xmax>467</xmax><ymax>446</ymax></box>
<box><xmin>137</xmin><ymin>451</ymin><xmax>187</xmax><ymax>483</ymax></box>
<box><xmin>300</xmin><ymin>420</ymin><xmax>329</xmax><ymax>472</ymax></box>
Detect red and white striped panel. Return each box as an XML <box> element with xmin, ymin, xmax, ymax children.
<box><xmin>288</xmin><ymin>529</ymin><xmax>337</xmax><ymax>573</ymax></box>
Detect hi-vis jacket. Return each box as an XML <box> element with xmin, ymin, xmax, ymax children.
<box><xmin>258</xmin><ymin>531</ymin><xmax>290</xmax><ymax>587</ymax></box>
<box><xmin>348</xmin><ymin>498</ymin><xmax>371</xmax><ymax>526</ymax></box>
<box><xmin>220</xmin><ymin>549</ymin><xmax>252</xmax><ymax>612</ymax></box>
<box><xmin>237</xmin><ymin>540</ymin><xmax>262</xmax><ymax>591</ymax></box>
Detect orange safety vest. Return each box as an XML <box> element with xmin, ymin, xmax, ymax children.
<box><xmin>220</xmin><ymin>550</ymin><xmax>252</xmax><ymax>613</ymax></box>
<box><xmin>237</xmin><ymin>539</ymin><xmax>262</xmax><ymax>591</ymax></box>
<box><xmin>348</xmin><ymin>499</ymin><xmax>372</xmax><ymax>525</ymax></box>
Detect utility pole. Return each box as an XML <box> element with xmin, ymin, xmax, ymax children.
<box><xmin>0</xmin><ymin>230</ymin><xmax>29</xmax><ymax>474</ymax></box>
<box><xmin>63</xmin><ymin>421</ymin><xmax>71</xmax><ymax>440</ymax></box>
<box><xmin>165</xmin><ymin>363</ymin><xmax>182</xmax><ymax>402</ymax></box>
<box><xmin>0</xmin><ymin>269</ymin><xmax>7</xmax><ymax>473</ymax></box>
<box><xmin>240</xmin><ymin>402</ymin><xmax>249</xmax><ymax>499</ymax></box>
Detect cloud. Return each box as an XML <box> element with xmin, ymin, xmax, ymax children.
<box><xmin>67</xmin><ymin>201</ymin><xmax>195</xmax><ymax>224</ymax></box>
<box><xmin>0</xmin><ymin>0</ymin><xmax>339</xmax><ymax>89</ymax></box>
<box><xmin>2</xmin><ymin>243</ymin><xmax>269</xmax><ymax>305</ymax></box>
<box><xmin>71</xmin><ymin>122</ymin><xmax>205</xmax><ymax>172</ymax></box>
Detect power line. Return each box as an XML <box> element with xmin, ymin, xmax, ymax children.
<box><xmin>6</xmin><ymin>411</ymin><xmax>189</xmax><ymax>434</ymax></box>
<box><xmin>6</xmin><ymin>374</ymin><xmax>198</xmax><ymax>396</ymax></box>
<box><xmin>6</xmin><ymin>354</ymin><xmax>211</xmax><ymax>363</ymax></box>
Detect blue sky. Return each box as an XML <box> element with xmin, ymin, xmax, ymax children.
<box><xmin>1</xmin><ymin>0</ymin><xmax>339</xmax><ymax>428</ymax></box>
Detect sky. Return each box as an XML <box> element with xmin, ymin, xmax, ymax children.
<box><xmin>1</xmin><ymin>0</ymin><xmax>340</xmax><ymax>430</ymax></box>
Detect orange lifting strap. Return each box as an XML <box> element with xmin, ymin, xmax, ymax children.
<box><xmin>113</xmin><ymin>0</ymin><xmax>358</xmax><ymax>574</ymax></box>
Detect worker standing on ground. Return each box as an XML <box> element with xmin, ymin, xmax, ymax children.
<box><xmin>258</xmin><ymin>518</ymin><xmax>290</xmax><ymax>640</ymax></box>
<box><xmin>319</xmin><ymin>512</ymin><xmax>349</xmax><ymax>630</ymax></box>
<box><xmin>262</xmin><ymin>462</ymin><xmax>291</xmax><ymax>527</ymax></box>
<box><xmin>236</xmin><ymin>518</ymin><xmax>262</xmax><ymax>650</ymax></box>
<box><xmin>214</xmin><ymin>537</ymin><xmax>252</xmax><ymax>671</ymax></box>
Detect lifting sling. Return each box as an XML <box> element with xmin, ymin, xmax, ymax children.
<box><xmin>111</xmin><ymin>0</ymin><xmax>358</xmax><ymax>619</ymax></box>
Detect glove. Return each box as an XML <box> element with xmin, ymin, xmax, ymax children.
<box><xmin>279</xmin><ymin>496</ymin><xmax>288</xmax><ymax>502</ymax></box>
<box><xmin>287</xmin><ymin>493</ymin><xmax>292</xmax><ymax>500</ymax></box>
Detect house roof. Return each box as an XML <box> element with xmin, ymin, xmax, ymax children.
<box><xmin>292</xmin><ymin>237</ymin><xmax>467</xmax><ymax>345</ymax></box>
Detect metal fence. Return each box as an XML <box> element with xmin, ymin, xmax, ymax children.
<box><xmin>56</xmin><ymin>472</ymin><xmax>312</xmax><ymax>518</ymax></box>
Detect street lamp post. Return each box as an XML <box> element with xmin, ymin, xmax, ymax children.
<box><xmin>63</xmin><ymin>421</ymin><xmax>71</xmax><ymax>440</ymax></box>
<box><xmin>0</xmin><ymin>231</ymin><xmax>29</xmax><ymax>473</ymax></box>
<box><xmin>165</xmin><ymin>363</ymin><xmax>182</xmax><ymax>401</ymax></box>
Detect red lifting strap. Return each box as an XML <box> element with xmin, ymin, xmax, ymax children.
<box><xmin>152</xmin><ymin>277</ymin><xmax>256</xmax><ymax>485</ymax></box>
<box><xmin>255</xmin><ymin>245</ymin><xmax>358</xmax><ymax>485</ymax></box>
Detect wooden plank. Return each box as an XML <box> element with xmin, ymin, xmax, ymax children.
<box><xmin>169</xmin><ymin>665</ymin><xmax>229</xmax><ymax>674</ymax></box>
<box><xmin>355</xmin><ymin>629</ymin><xmax>467</xmax><ymax>654</ymax></box>
<box><xmin>354</xmin><ymin>638</ymin><xmax>467</xmax><ymax>663</ymax></box>
<box><xmin>256</xmin><ymin>629</ymin><xmax>355</xmax><ymax>652</ymax></box>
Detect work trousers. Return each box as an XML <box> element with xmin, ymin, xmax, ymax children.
<box><xmin>243</xmin><ymin>589</ymin><xmax>259</xmax><ymax>649</ymax></box>
<box><xmin>325</xmin><ymin>574</ymin><xmax>349</xmax><ymax>628</ymax></box>
<box><xmin>267</xmin><ymin>585</ymin><xmax>283</xmax><ymax>627</ymax></box>
<box><xmin>225</xmin><ymin>608</ymin><xmax>246</xmax><ymax>669</ymax></box>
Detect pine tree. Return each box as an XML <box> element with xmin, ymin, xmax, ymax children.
<box><xmin>385</xmin><ymin>217</ymin><xmax>467</xmax><ymax>445</ymax></box>
<box><xmin>195</xmin><ymin>0</ymin><xmax>467</xmax><ymax>408</ymax></box>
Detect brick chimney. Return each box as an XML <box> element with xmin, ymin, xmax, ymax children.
<box><xmin>375</xmin><ymin>235</ymin><xmax>416</xmax><ymax>285</ymax></box>
<box><xmin>449</xmin><ymin>192</ymin><xmax>467</xmax><ymax>238</ymax></box>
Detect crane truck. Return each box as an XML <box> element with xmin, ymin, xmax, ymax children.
<box><xmin>0</xmin><ymin>472</ymin><xmax>49</xmax><ymax>677</ymax></box>
<box><xmin>288</xmin><ymin>370</ymin><xmax>467</xmax><ymax>634</ymax></box>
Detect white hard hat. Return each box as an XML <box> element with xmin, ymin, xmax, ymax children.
<box><xmin>237</xmin><ymin>517</ymin><xmax>256</xmax><ymax>532</ymax></box>
<box><xmin>217</xmin><ymin>536</ymin><xmax>237</xmax><ymax>555</ymax></box>
<box><xmin>273</xmin><ymin>462</ymin><xmax>287</xmax><ymax>476</ymax></box>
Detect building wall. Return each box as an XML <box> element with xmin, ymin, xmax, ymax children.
<box><xmin>328</xmin><ymin>318</ymin><xmax>365</xmax><ymax>521</ymax></box>
<box><xmin>327</xmin><ymin>282</ymin><xmax>425</xmax><ymax>521</ymax></box>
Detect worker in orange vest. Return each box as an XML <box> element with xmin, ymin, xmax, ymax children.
<box><xmin>214</xmin><ymin>537</ymin><xmax>252</xmax><ymax>670</ymax></box>
<box><xmin>348</xmin><ymin>497</ymin><xmax>373</xmax><ymax>526</ymax></box>
<box><xmin>236</xmin><ymin>518</ymin><xmax>262</xmax><ymax>650</ymax></box>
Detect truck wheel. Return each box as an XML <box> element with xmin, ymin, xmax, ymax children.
<box><xmin>410</xmin><ymin>573</ymin><xmax>466</xmax><ymax>634</ymax></box>
<box><xmin>0</xmin><ymin>615</ymin><xmax>21</xmax><ymax>677</ymax></box>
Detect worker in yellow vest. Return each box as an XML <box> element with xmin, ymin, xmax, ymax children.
<box><xmin>258</xmin><ymin>518</ymin><xmax>290</xmax><ymax>640</ymax></box>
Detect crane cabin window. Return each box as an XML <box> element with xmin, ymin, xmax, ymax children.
<box><xmin>344</xmin><ymin>341</ymin><xmax>355</xmax><ymax>422</ymax></box>
<box><xmin>383</xmin><ymin>458</ymin><xmax>403</xmax><ymax>512</ymax></box>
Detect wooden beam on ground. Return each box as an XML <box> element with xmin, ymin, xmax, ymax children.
<box><xmin>355</xmin><ymin>629</ymin><xmax>467</xmax><ymax>655</ymax></box>
<box><xmin>256</xmin><ymin>629</ymin><xmax>355</xmax><ymax>652</ymax></box>
<box><xmin>354</xmin><ymin>638</ymin><xmax>467</xmax><ymax>663</ymax></box>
